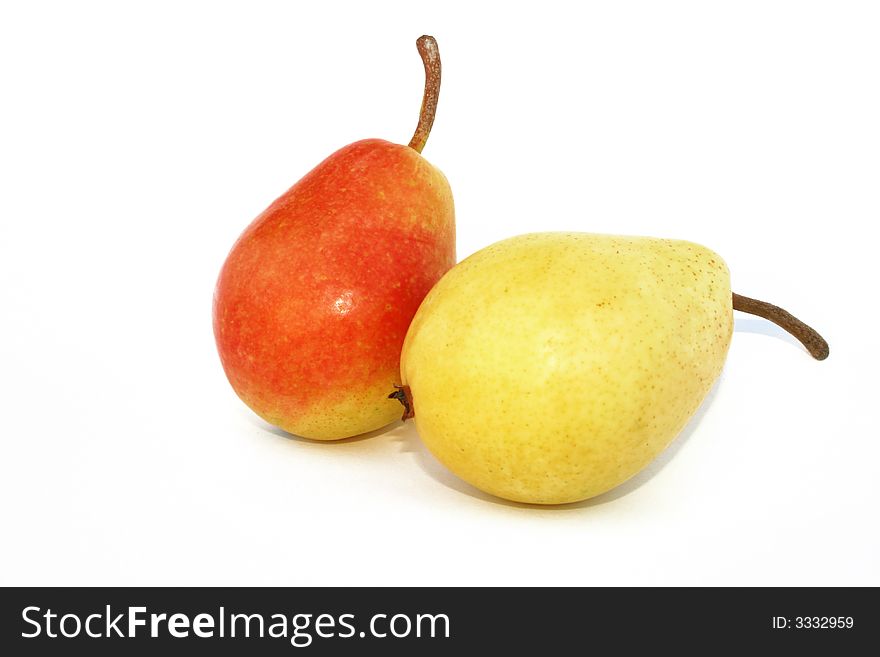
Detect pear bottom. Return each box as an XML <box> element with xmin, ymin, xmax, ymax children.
<box><xmin>401</xmin><ymin>233</ymin><xmax>733</xmax><ymax>504</ymax></box>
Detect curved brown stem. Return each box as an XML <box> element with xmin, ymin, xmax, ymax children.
<box><xmin>408</xmin><ymin>35</ymin><xmax>441</xmax><ymax>153</ymax></box>
<box><xmin>732</xmin><ymin>292</ymin><xmax>829</xmax><ymax>360</ymax></box>
<box><xmin>388</xmin><ymin>385</ymin><xmax>415</xmax><ymax>420</ymax></box>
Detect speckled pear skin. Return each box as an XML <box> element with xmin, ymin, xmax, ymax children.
<box><xmin>400</xmin><ymin>232</ymin><xmax>733</xmax><ymax>504</ymax></box>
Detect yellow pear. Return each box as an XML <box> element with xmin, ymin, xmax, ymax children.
<box><xmin>394</xmin><ymin>232</ymin><xmax>828</xmax><ymax>505</ymax></box>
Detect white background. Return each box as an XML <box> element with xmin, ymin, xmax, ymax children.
<box><xmin>1</xmin><ymin>1</ymin><xmax>878</xmax><ymax>586</ymax></box>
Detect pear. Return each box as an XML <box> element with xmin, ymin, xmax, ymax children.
<box><xmin>214</xmin><ymin>37</ymin><xmax>455</xmax><ymax>440</ymax></box>
<box><xmin>393</xmin><ymin>232</ymin><xmax>828</xmax><ymax>504</ymax></box>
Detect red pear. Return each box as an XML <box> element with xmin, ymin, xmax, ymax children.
<box><xmin>214</xmin><ymin>36</ymin><xmax>454</xmax><ymax>440</ymax></box>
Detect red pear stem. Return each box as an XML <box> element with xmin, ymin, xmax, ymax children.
<box><xmin>732</xmin><ymin>292</ymin><xmax>829</xmax><ymax>360</ymax></box>
<box><xmin>408</xmin><ymin>35</ymin><xmax>441</xmax><ymax>154</ymax></box>
<box><xmin>388</xmin><ymin>385</ymin><xmax>415</xmax><ymax>420</ymax></box>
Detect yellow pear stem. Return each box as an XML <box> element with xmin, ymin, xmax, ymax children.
<box><xmin>732</xmin><ymin>292</ymin><xmax>829</xmax><ymax>360</ymax></box>
<box><xmin>408</xmin><ymin>35</ymin><xmax>441</xmax><ymax>154</ymax></box>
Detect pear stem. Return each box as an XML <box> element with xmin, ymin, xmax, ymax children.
<box><xmin>408</xmin><ymin>35</ymin><xmax>441</xmax><ymax>154</ymax></box>
<box><xmin>389</xmin><ymin>385</ymin><xmax>415</xmax><ymax>420</ymax></box>
<box><xmin>732</xmin><ymin>292</ymin><xmax>829</xmax><ymax>360</ymax></box>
